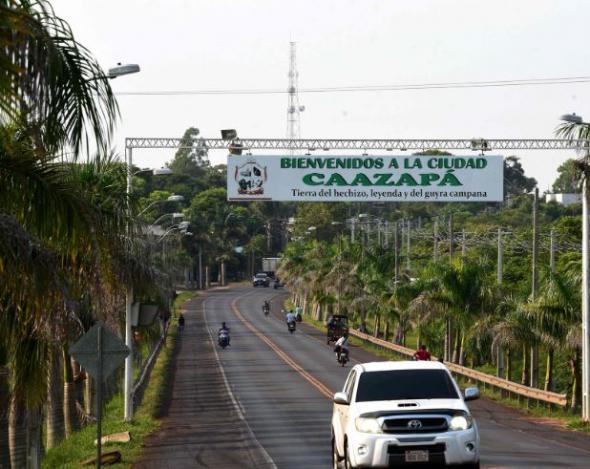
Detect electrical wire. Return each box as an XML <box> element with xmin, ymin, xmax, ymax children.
<box><xmin>115</xmin><ymin>76</ymin><xmax>590</xmax><ymax>97</ymax></box>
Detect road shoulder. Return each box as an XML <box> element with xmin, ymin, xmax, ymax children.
<box><xmin>134</xmin><ymin>292</ymin><xmax>276</xmax><ymax>469</ymax></box>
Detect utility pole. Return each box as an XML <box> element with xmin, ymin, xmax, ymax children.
<box><xmin>198</xmin><ymin>245</ymin><xmax>203</xmax><ymax>290</ymax></box>
<box><xmin>448</xmin><ymin>213</ymin><xmax>454</xmax><ymax>259</ymax></box>
<box><xmin>582</xmin><ymin>174</ymin><xmax>590</xmax><ymax>421</ymax></box>
<box><xmin>461</xmin><ymin>228</ymin><xmax>467</xmax><ymax>258</ymax></box>
<box><xmin>394</xmin><ymin>221</ymin><xmax>399</xmax><ymax>283</ymax></box>
<box><xmin>406</xmin><ymin>219</ymin><xmax>411</xmax><ymax>272</ymax></box>
<box><xmin>383</xmin><ymin>220</ymin><xmax>389</xmax><ymax>247</ymax></box>
<box><xmin>446</xmin><ymin>214</ymin><xmax>453</xmax><ymax>362</ymax></box>
<box><xmin>550</xmin><ymin>228</ymin><xmax>556</xmax><ymax>274</ymax></box>
<box><xmin>497</xmin><ymin>228</ymin><xmax>503</xmax><ymax>285</ymax></box>
<box><xmin>433</xmin><ymin>219</ymin><xmax>439</xmax><ymax>260</ymax></box>
<box><xmin>497</xmin><ymin>228</ymin><xmax>505</xmax><ymax>379</ymax></box>
<box><xmin>530</xmin><ymin>188</ymin><xmax>539</xmax><ymax>388</ymax></box>
<box><xmin>350</xmin><ymin>218</ymin><xmax>355</xmax><ymax>243</ymax></box>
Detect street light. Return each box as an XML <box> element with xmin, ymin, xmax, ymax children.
<box><xmin>137</xmin><ymin>194</ymin><xmax>184</xmax><ymax>218</ymax></box>
<box><xmin>124</xmin><ymin>101</ymin><xmax>177</xmax><ymax>421</ymax></box>
<box><xmin>108</xmin><ymin>63</ymin><xmax>140</xmax><ymax>79</ymax></box>
<box><xmin>560</xmin><ymin>112</ymin><xmax>590</xmax><ymax>421</ymax></box>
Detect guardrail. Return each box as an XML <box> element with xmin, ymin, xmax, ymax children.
<box><xmin>349</xmin><ymin>328</ymin><xmax>568</xmax><ymax>407</ymax></box>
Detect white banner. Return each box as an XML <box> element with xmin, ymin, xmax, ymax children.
<box><xmin>227</xmin><ymin>155</ymin><xmax>504</xmax><ymax>202</ymax></box>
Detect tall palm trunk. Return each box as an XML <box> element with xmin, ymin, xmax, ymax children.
<box><xmin>520</xmin><ymin>345</ymin><xmax>529</xmax><ymax>386</ymax></box>
<box><xmin>27</xmin><ymin>405</ymin><xmax>42</xmax><ymax>469</ymax></box>
<box><xmin>85</xmin><ymin>374</ymin><xmax>96</xmax><ymax>418</ymax></box>
<box><xmin>444</xmin><ymin>318</ymin><xmax>454</xmax><ymax>362</ymax></box>
<box><xmin>46</xmin><ymin>347</ymin><xmax>65</xmax><ymax>449</ymax></box>
<box><xmin>62</xmin><ymin>345</ymin><xmax>79</xmax><ymax>437</ymax></box>
<box><xmin>530</xmin><ymin>345</ymin><xmax>539</xmax><ymax>388</ymax></box>
<box><xmin>0</xmin><ymin>365</ymin><xmax>10</xmax><ymax>469</ymax></box>
<box><xmin>452</xmin><ymin>327</ymin><xmax>461</xmax><ymax>363</ymax></box>
<box><xmin>506</xmin><ymin>349</ymin><xmax>512</xmax><ymax>382</ymax></box>
<box><xmin>383</xmin><ymin>321</ymin><xmax>389</xmax><ymax>341</ymax></box>
<box><xmin>8</xmin><ymin>398</ymin><xmax>26</xmax><ymax>469</ymax></box>
<box><xmin>373</xmin><ymin>315</ymin><xmax>380</xmax><ymax>337</ymax></box>
<box><xmin>544</xmin><ymin>349</ymin><xmax>554</xmax><ymax>392</ymax></box>
<box><xmin>458</xmin><ymin>333</ymin><xmax>466</xmax><ymax>366</ymax></box>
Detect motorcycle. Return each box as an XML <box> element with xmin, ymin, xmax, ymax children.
<box><xmin>287</xmin><ymin>321</ymin><xmax>296</xmax><ymax>334</ymax></box>
<box><xmin>218</xmin><ymin>332</ymin><xmax>230</xmax><ymax>349</ymax></box>
<box><xmin>263</xmin><ymin>304</ymin><xmax>270</xmax><ymax>316</ymax></box>
<box><xmin>336</xmin><ymin>348</ymin><xmax>349</xmax><ymax>367</ymax></box>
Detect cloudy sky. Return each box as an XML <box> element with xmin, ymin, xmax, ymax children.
<box><xmin>52</xmin><ymin>0</ymin><xmax>590</xmax><ymax>191</ymax></box>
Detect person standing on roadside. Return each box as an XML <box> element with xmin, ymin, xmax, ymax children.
<box><xmin>413</xmin><ymin>344</ymin><xmax>431</xmax><ymax>361</ymax></box>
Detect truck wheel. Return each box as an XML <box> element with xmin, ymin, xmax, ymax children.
<box><xmin>343</xmin><ymin>441</ymin><xmax>356</xmax><ymax>469</ymax></box>
<box><xmin>331</xmin><ymin>437</ymin><xmax>341</xmax><ymax>469</ymax></box>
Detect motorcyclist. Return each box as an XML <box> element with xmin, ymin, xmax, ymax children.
<box><xmin>413</xmin><ymin>344</ymin><xmax>431</xmax><ymax>361</ymax></box>
<box><xmin>286</xmin><ymin>310</ymin><xmax>296</xmax><ymax>324</ymax></box>
<box><xmin>218</xmin><ymin>322</ymin><xmax>230</xmax><ymax>345</ymax></box>
<box><xmin>178</xmin><ymin>313</ymin><xmax>185</xmax><ymax>332</ymax></box>
<box><xmin>263</xmin><ymin>300</ymin><xmax>270</xmax><ymax>314</ymax></box>
<box><xmin>334</xmin><ymin>333</ymin><xmax>349</xmax><ymax>361</ymax></box>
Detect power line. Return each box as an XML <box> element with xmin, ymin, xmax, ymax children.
<box><xmin>115</xmin><ymin>75</ymin><xmax>590</xmax><ymax>97</ymax></box>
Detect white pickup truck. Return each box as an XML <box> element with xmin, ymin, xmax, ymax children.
<box><xmin>331</xmin><ymin>361</ymin><xmax>480</xmax><ymax>469</ymax></box>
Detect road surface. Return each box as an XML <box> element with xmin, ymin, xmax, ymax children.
<box><xmin>137</xmin><ymin>286</ymin><xmax>590</xmax><ymax>468</ymax></box>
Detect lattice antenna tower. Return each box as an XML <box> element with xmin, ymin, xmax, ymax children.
<box><xmin>287</xmin><ymin>42</ymin><xmax>305</xmax><ymax>145</ymax></box>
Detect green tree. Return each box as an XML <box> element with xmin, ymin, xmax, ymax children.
<box><xmin>504</xmin><ymin>156</ymin><xmax>537</xmax><ymax>197</ymax></box>
<box><xmin>552</xmin><ymin>159</ymin><xmax>580</xmax><ymax>193</ymax></box>
<box><xmin>167</xmin><ymin>127</ymin><xmax>209</xmax><ymax>178</ymax></box>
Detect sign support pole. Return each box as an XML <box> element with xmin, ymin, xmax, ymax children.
<box><xmin>96</xmin><ymin>324</ymin><xmax>103</xmax><ymax>469</ymax></box>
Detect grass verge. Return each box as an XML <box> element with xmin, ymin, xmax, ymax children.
<box><xmin>43</xmin><ymin>292</ymin><xmax>197</xmax><ymax>468</ymax></box>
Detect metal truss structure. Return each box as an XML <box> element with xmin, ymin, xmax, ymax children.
<box><xmin>126</xmin><ymin>137</ymin><xmax>589</xmax><ymax>151</ymax></box>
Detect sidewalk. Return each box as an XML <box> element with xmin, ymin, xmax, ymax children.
<box><xmin>134</xmin><ymin>293</ymin><xmax>273</xmax><ymax>468</ymax></box>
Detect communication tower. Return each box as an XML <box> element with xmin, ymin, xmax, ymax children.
<box><xmin>287</xmin><ymin>42</ymin><xmax>305</xmax><ymax>144</ymax></box>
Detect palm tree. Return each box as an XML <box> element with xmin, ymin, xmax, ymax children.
<box><xmin>0</xmin><ymin>0</ymin><xmax>118</xmax><ymax>154</ymax></box>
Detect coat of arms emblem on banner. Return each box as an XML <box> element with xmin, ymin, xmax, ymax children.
<box><xmin>235</xmin><ymin>158</ymin><xmax>267</xmax><ymax>195</ymax></box>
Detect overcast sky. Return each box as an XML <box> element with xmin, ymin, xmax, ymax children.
<box><xmin>52</xmin><ymin>0</ymin><xmax>590</xmax><ymax>191</ymax></box>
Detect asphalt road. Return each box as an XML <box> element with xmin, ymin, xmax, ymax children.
<box><xmin>141</xmin><ymin>286</ymin><xmax>590</xmax><ymax>468</ymax></box>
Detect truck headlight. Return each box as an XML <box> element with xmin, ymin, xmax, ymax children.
<box><xmin>355</xmin><ymin>417</ymin><xmax>382</xmax><ymax>434</ymax></box>
<box><xmin>449</xmin><ymin>414</ymin><xmax>473</xmax><ymax>431</ymax></box>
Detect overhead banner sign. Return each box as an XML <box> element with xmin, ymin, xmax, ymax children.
<box><xmin>227</xmin><ymin>155</ymin><xmax>503</xmax><ymax>202</ymax></box>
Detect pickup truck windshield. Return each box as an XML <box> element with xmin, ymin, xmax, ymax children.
<box><xmin>355</xmin><ymin>370</ymin><xmax>459</xmax><ymax>402</ymax></box>
<box><xmin>255</xmin><ymin>274</ymin><xmax>267</xmax><ymax>278</ymax></box>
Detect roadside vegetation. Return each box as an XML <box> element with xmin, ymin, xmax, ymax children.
<box><xmin>278</xmin><ymin>154</ymin><xmax>589</xmax><ymax>414</ymax></box>
<box><xmin>3</xmin><ymin>0</ymin><xmax>590</xmax><ymax>466</ymax></box>
<box><xmin>42</xmin><ymin>292</ymin><xmax>193</xmax><ymax>468</ymax></box>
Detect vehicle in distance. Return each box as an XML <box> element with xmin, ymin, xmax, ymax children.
<box><xmin>252</xmin><ymin>273</ymin><xmax>270</xmax><ymax>287</ymax></box>
<box><xmin>332</xmin><ymin>361</ymin><xmax>480</xmax><ymax>469</ymax></box>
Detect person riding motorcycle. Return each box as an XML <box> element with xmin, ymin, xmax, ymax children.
<box><xmin>334</xmin><ymin>333</ymin><xmax>349</xmax><ymax>362</ymax></box>
<box><xmin>178</xmin><ymin>313</ymin><xmax>185</xmax><ymax>332</ymax></box>
<box><xmin>218</xmin><ymin>322</ymin><xmax>230</xmax><ymax>346</ymax></box>
<box><xmin>263</xmin><ymin>300</ymin><xmax>270</xmax><ymax>315</ymax></box>
<box><xmin>413</xmin><ymin>344</ymin><xmax>431</xmax><ymax>361</ymax></box>
<box><xmin>286</xmin><ymin>310</ymin><xmax>296</xmax><ymax>324</ymax></box>
<box><xmin>285</xmin><ymin>310</ymin><xmax>296</xmax><ymax>331</ymax></box>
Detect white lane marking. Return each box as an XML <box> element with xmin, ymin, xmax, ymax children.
<box><xmin>203</xmin><ymin>294</ymin><xmax>278</xmax><ymax>469</ymax></box>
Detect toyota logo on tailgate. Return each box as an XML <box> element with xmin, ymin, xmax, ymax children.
<box><xmin>407</xmin><ymin>419</ymin><xmax>423</xmax><ymax>429</ymax></box>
